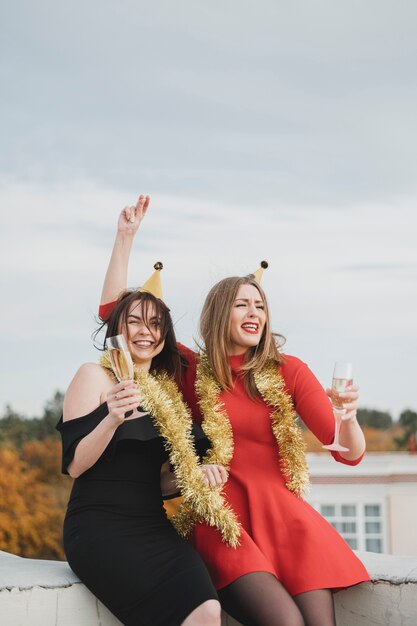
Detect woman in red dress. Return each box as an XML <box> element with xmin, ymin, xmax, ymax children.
<box><xmin>99</xmin><ymin>196</ymin><xmax>370</xmax><ymax>626</ymax></box>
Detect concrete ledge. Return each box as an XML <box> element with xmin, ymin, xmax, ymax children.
<box><xmin>1</xmin><ymin>550</ymin><xmax>417</xmax><ymax>625</ymax></box>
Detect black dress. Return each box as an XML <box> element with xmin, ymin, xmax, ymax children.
<box><xmin>57</xmin><ymin>403</ymin><xmax>218</xmax><ymax>626</ymax></box>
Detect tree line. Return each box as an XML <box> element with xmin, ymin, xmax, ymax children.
<box><xmin>0</xmin><ymin>391</ymin><xmax>416</xmax><ymax>560</ymax></box>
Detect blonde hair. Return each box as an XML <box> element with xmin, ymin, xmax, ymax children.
<box><xmin>199</xmin><ymin>275</ymin><xmax>285</xmax><ymax>398</ymax></box>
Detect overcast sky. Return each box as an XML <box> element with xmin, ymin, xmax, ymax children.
<box><xmin>1</xmin><ymin>0</ymin><xmax>416</xmax><ymax>420</ymax></box>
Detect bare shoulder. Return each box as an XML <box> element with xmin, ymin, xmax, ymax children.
<box><xmin>63</xmin><ymin>363</ymin><xmax>115</xmax><ymax>421</ymax></box>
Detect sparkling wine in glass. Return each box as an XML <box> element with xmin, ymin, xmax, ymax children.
<box><xmin>107</xmin><ymin>335</ymin><xmax>134</xmax><ymax>382</ymax></box>
<box><xmin>322</xmin><ymin>361</ymin><xmax>352</xmax><ymax>452</ymax></box>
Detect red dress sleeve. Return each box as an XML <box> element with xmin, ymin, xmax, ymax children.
<box><xmin>280</xmin><ymin>355</ymin><xmax>364</xmax><ymax>466</ymax></box>
<box><xmin>98</xmin><ymin>300</ymin><xmax>118</xmax><ymax>321</ymax></box>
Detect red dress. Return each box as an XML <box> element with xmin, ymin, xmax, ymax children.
<box><xmin>185</xmin><ymin>353</ymin><xmax>370</xmax><ymax>595</ymax></box>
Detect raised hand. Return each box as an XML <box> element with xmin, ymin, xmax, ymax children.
<box><xmin>100</xmin><ymin>194</ymin><xmax>151</xmax><ymax>305</ymax></box>
<box><xmin>117</xmin><ymin>195</ymin><xmax>150</xmax><ymax>236</ymax></box>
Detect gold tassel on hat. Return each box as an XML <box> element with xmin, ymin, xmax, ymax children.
<box><xmin>139</xmin><ymin>262</ymin><xmax>163</xmax><ymax>299</ymax></box>
<box><xmin>252</xmin><ymin>260</ymin><xmax>268</xmax><ymax>284</ymax></box>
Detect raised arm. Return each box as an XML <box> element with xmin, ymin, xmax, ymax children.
<box><xmin>100</xmin><ymin>194</ymin><xmax>150</xmax><ymax>305</ymax></box>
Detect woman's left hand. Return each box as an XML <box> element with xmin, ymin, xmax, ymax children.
<box><xmin>201</xmin><ymin>464</ymin><xmax>229</xmax><ymax>487</ymax></box>
<box><xmin>326</xmin><ymin>384</ymin><xmax>359</xmax><ymax>422</ymax></box>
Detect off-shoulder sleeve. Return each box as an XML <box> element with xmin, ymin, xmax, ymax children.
<box><xmin>98</xmin><ymin>300</ymin><xmax>118</xmax><ymax>321</ymax></box>
<box><xmin>280</xmin><ymin>355</ymin><xmax>364</xmax><ymax>466</ymax></box>
<box><xmin>56</xmin><ymin>403</ymin><xmax>109</xmax><ymax>474</ymax></box>
<box><xmin>56</xmin><ymin>402</ymin><xmax>211</xmax><ymax>475</ymax></box>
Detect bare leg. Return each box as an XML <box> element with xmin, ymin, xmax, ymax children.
<box><xmin>219</xmin><ymin>572</ymin><xmax>304</xmax><ymax>626</ymax></box>
<box><xmin>293</xmin><ymin>589</ymin><xmax>335</xmax><ymax>626</ymax></box>
<box><xmin>182</xmin><ymin>599</ymin><xmax>221</xmax><ymax>626</ymax></box>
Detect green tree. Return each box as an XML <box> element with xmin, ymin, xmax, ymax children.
<box><xmin>395</xmin><ymin>409</ymin><xmax>417</xmax><ymax>449</ymax></box>
<box><xmin>32</xmin><ymin>391</ymin><xmax>64</xmax><ymax>440</ymax></box>
<box><xmin>357</xmin><ymin>408</ymin><xmax>393</xmax><ymax>430</ymax></box>
<box><xmin>399</xmin><ymin>409</ymin><xmax>417</xmax><ymax>430</ymax></box>
<box><xmin>0</xmin><ymin>391</ymin><xmax>64</xmax><ymax>448</ymax></box>
<box><xmin>0</xmin><ymin>405</ymin><xmax>32</xmax><ymax>448</ymax></box>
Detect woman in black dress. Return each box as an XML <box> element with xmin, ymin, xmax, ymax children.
<box><xmin>57</xmin><ymin>286</ymin><xmax>226</xmax><ymax>626</ymax></box>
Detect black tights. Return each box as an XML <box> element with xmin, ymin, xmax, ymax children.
<box><xmin>218</xmin><ymin>572</ymin><xmax>336</xmax><ymax>626</ymax></box>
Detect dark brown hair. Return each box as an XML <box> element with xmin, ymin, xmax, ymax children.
<box><xmin>96</xmin><ymin>290</ymin><xmax>186</xmax><ymax>381</ymax></box>
<box><xmin>200</xmin><ymin>275</ymin><xmax>285</xmax><ymax>398</ymax></box>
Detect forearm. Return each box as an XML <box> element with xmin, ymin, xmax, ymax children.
<box><xmin>160</xmin><ymin>470</ymin><xmax>180</xmax><ymax>498</ymax></box>
<box><xmin>68</xmin><ymin>415</ymin><xmax>119</xmax><ymax>478</ymax></box>
<box><xmin>338</xmin><ymin>418</ymin><xmax>366</xmax><ymax>461</ymax></box>
<box><xmin>100</xmin><ymin>233</ymin><xmax>134</xmax><ymax>305</ymax></box>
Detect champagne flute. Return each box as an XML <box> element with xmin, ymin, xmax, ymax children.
<box><xmin>107</xmin><ymin>335</ymin><xmax>148</xmax><ymax>417</ymax></box>
<box><xmin>322</xmin><ymin>361</ymin><xmax>352</xmax><ymax>452</ymax></box>
<box><xmin>107</xmin><ymin>335</ymin><xmax>134</xmax><ymax>382</ymax></box>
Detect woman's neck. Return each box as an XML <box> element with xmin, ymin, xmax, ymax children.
<box><xmin>227</xmin><ymin>347</ymin><xmax>249</xmax><ymax>357</ymax></box>
<box><xmin>133</xmin><ymin>359</ymin><xmax>152</xmax><ymax>374</ymax></box>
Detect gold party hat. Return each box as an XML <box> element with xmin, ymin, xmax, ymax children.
<box><xmin>252</xmin><ymin>260</ymin><xmax>269</xmax><ymax>283</ymax></box>
<box><xmin>139</xmin><ymin>262</ymin><xmax>163</xmax><ymax>299</ymax></box>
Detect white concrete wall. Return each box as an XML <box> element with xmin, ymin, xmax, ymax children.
<box><xmin>1</xmin><ymin>550</ymin><xmax>417</xmax><ymax>626</ymax></box>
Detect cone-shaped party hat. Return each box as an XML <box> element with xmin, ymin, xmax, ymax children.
<box><xmin>139</xmin><ymin>262</ymin><xmax>163</xmax><ymax>299</ymax></box>
<box><xmin>252</xmin><ymin>260</ymin><xmax>268</xmax><ymax>284</ymax></box>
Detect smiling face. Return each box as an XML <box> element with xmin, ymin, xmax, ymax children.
<box><xmin>122</xmin><ymin>300</ymin><xmax>165</xmax><ymax>370</ymax></box>
<box><xmin>229</xmin><ymin>283</ymin><xmax>266</xmax><ymax>355</ymax></box>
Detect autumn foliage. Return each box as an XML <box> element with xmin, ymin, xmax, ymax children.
<box><xmin>0</xmin><ymin>393</ymin><xmax>71</xmax><ymax>560</ymax></box>
<box><xmin>0</xmin><ymin>440</ymin><xmax>71</xmax><ymax>559</ymax></box>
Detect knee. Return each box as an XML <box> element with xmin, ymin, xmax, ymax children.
<box><xmin>186</xmin><ymin>599</ymin><xmax>221</xmax><ymax>625</ymax></box>
<box><xmin>285</xmin><ymin>614</ymin><xmax>305</xmax><ymax>626</ymax></box>
<box><xmin>276</xmin><ymin>607</ymin><xmax>305</xmax><ymax>626</ymax></box>
<box><xmin>200</xmin><ymin>599</ymin><xmax>221</xmax><ymax>624</ymax></box>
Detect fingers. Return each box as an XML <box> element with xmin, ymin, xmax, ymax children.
<box><xmin>120</xmin><ymin>195</ymin><xmax>150</xmax><ymax>228</ymax></box>
<box><xmin>339</xmin><ymin>385</ymin><xmax>359</xmax><ymax>421</ymax></box>
<box><xmin>339</xmin><ymin>384</ymin><xmax>359</xmax><ymax>398</ymax></box>
<box><xmin>106</xmin><ymin>381</ymin><xmax>142</xmax><ymax>423</ymax></box>
<box><xmin>134</xmin><ymin>194</ymin><xmax>150</xmax><ymax>220</ymax></box>
<box><xmin>201</xmin><ymin>464</ymin><xmax>229</xmax><ymax>487</ymax></box>
<box><xmin>328</xmin><ymin>385</ymin><xmax>359</xmax><ymax>404</ymax></box>
<box><xmin>143</xmin><ymin>195</ymin><xmax>150</xmax><ymax>215</ymax></box>
<box><xmin>217</xmin><ymin>465</ymin><xmax>229</xmax><ymax>483</ymax></box>
<box><xmin>341</xmin><ymin>408</ymin><xmax>358</xmax><ymax>422</ymax></box>
<box><xmin>122</xmin><ymin>205</ymin><xmax>135</xmax><ymax>223</ymax></box>
<box><xmin>109</xmin><ymin>380</ymin><xmax>136</xmax><ymax>394</ymax></box>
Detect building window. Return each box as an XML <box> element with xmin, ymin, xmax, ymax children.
<box><xmin>319</xmin><ymin>503</ymin><xmax>384</xmax><ymax>553</ymax></box>
<box><xmin>363</xmin><ymin>503</ymin><xmax>383</xmax><ymax>553</ymax></box>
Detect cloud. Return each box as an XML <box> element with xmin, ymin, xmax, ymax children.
<box><xmin>1</xmin><ymin>178</ymin><xmax>416</xmax><ymax>419</ymax></box>
<box><xmin>1</xmin><ymin>2</ymin><xmax>417</xmax><ymax>418</ymax></box>
<box><xmin>2</xmin><ymin>2</ymin><xmax>417</xmax><ymax>206</ymax></box>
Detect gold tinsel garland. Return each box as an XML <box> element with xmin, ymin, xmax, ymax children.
<box><xmin>100</xmin><ymin>352</ymin><xmax>241</xmax><ymax>547</ymax></box>
<box><xmin>196</xmin><ymin>352</ymin><xmax>310</xmax><ymax>499</ymax></box>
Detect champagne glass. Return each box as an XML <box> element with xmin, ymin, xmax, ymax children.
<box><xmin>322</xmin><ymin>361</ymin><xmax>352</xmax><ymax>452</ymax></box>
<box><xmin>107</xmin><ymin>335</ymin><xmax>134</xmax><ymax>382</ymax></box>
<box><xmin>107</xmin><ymin>335</ymin><xmax>148</xmax><ymax>417</ymax></box>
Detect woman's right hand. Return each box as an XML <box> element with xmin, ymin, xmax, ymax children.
<box><xmin>118</xmin><ymin>194</ymin><xmax>150</xmax><ymax>236</ymax></box>
<box><xmin>106</xmin><ymin>380</ymin><xmax>142</xmax><ymax>426</ymax></box>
